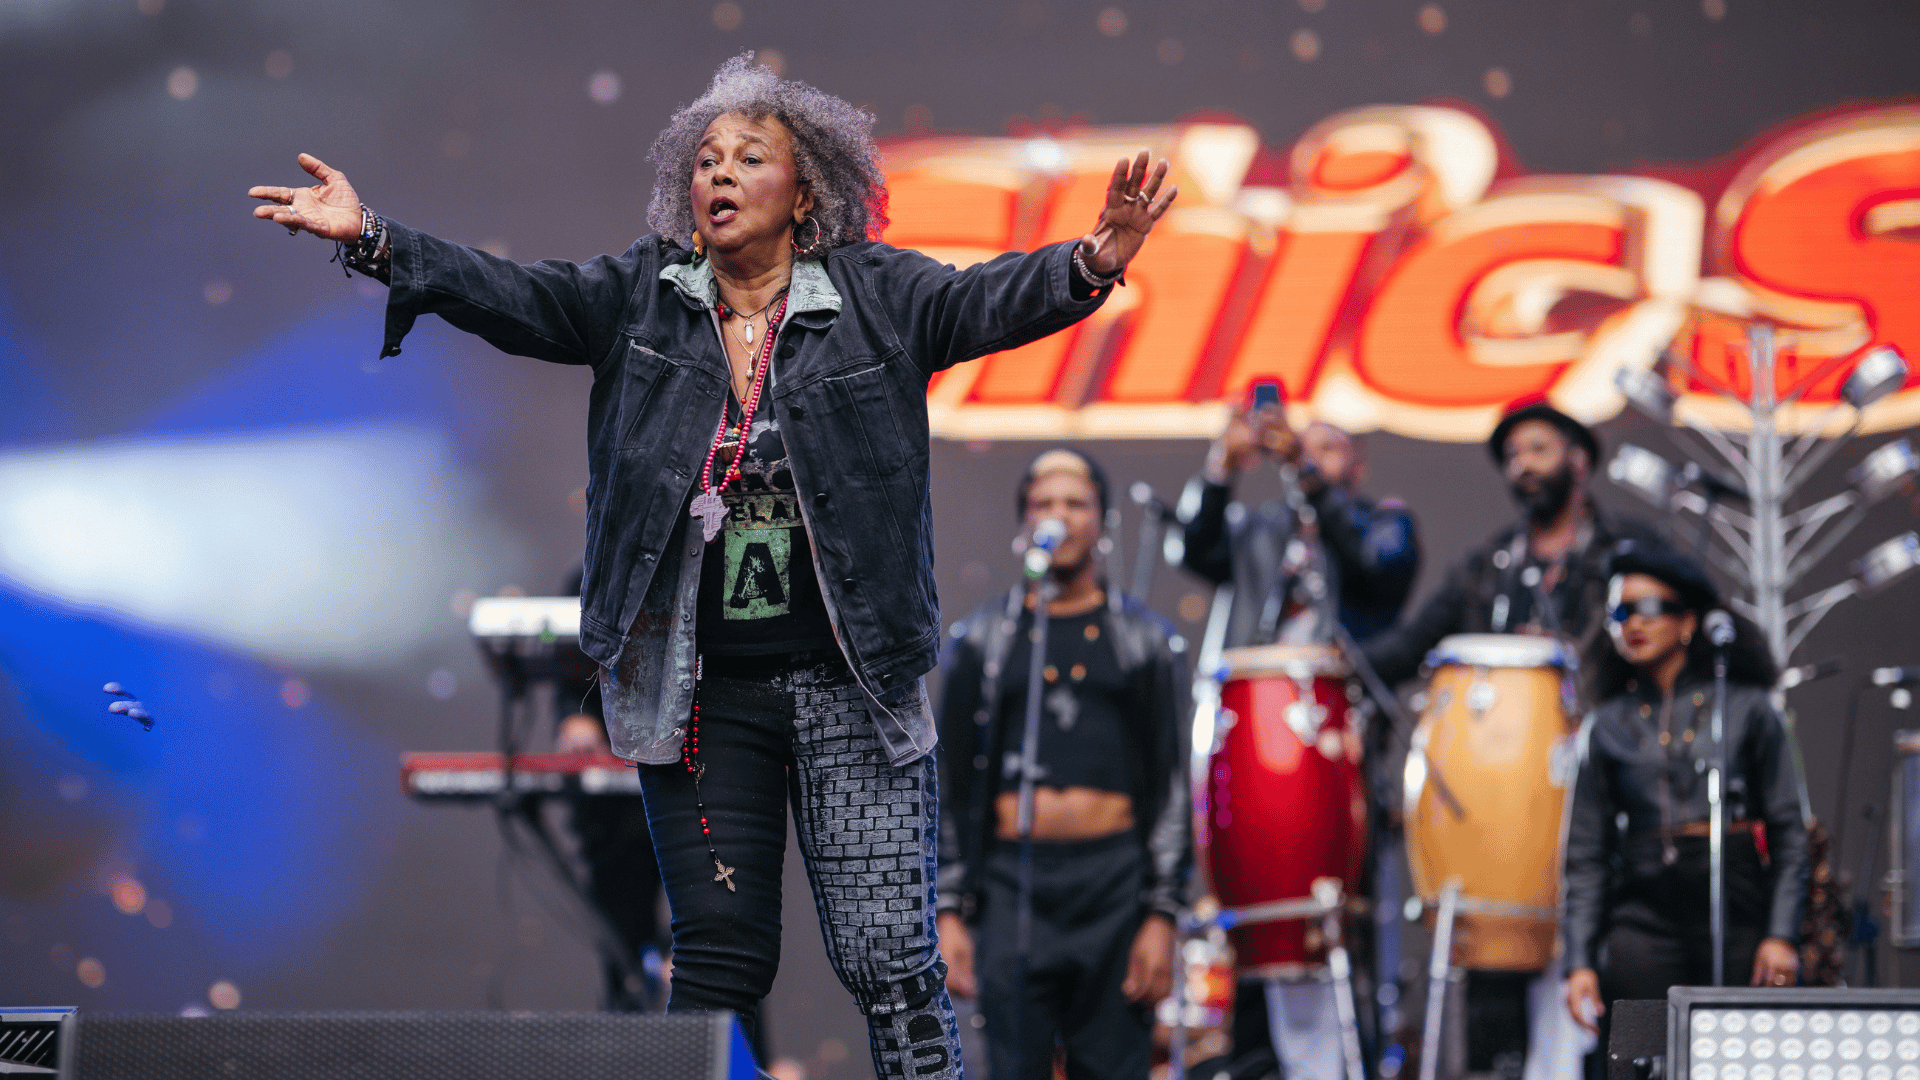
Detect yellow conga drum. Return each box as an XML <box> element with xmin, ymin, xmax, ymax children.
<box><xmin>1403</xmin><ymin>633</ymin><xmax>1579</xmax><ymax>970</ymax></box>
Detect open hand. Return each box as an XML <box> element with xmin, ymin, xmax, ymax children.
<box><xmin>1079</xmin><ymin>150</ymin><xmax>1177</xmax><ymax>278</ymax></box>
<box><xmin>1750</xmin><ymin>937</ymin><xmax>1799</xmax><ymax>988</ymax></box>
<box><xmin>249</xmin><ymin>153</ymin><xmax>364</xmax><ymax>240</ymax></box>
<box><xmin>1566</xmin><ymin>967</ymin><xmax>1604</xmax><ymax>1036</ymax></box>
<box><xmin>1122</xmin><ymin>914</ymin><xmax>1175</xmax><ymax>1004</ymax></box>
<box><xmin>936</xmin><ymin>912</ymin><xmax>977</xmax><ymax>1000</ymax></box>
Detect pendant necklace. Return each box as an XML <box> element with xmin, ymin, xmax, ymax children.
<box><xmin>715</xmin><ymin>286</ymin><xmax>789</xmax><ymax>349</ymax></box>
<box><xmin>690</xmin><ymin>294</ymin><xmax>789</xmax><ymax>543</ymax></box>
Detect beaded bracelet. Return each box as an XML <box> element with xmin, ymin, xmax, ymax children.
<box><xmin>332</xmin><ymin>203</ymin><xmax>391</xmax><ymax>280</ymax></box>
<box><xmin>1072</xmin><ymin>245</ymin><xmax>1122</xmax><ymax>289</ymax></box>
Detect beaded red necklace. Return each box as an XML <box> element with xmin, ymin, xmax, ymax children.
<box><xmin>689</xmin><ymin>293</ymin><xmax>788</xmax><ymax>543</ymax></box>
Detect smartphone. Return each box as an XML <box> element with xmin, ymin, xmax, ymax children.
<box><xmin>1249</xmin><ymin>379</ymin><xmax>1284</xmax><ymax>412</ymax></box>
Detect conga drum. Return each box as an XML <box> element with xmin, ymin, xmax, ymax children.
<box><xmin>1403</xmin><ymin>633</ymin><xmax>1579</xmax><ymax>970</ymax></box>
<box><xmin>1198</xmin><ymin>643</ymin><xmax>1367</xmax><ymax>977</ymax></box>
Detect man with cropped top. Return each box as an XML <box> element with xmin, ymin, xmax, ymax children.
<box><xmin>936</xmin><ymin>449</ymin><xmax>1191</xmax><ymax>1080</ymax></box>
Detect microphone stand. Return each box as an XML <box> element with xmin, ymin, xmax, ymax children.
<box><xmin>1710</xmin><ymin>623</ymin><xmax>1731</xmax><ymax>986</ymax></box>
<box><xmin>1012</xmin><ymin>565</ymin><xmax>1057</xmax><ymax>1069</ymax></box>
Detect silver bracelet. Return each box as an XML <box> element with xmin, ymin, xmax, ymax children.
<box><xmin>1072</xmin><ymin>246</ymin><xmax>1122</xmax><ymax>288</ymax></box>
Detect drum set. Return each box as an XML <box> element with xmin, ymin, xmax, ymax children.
<box><xmin>1176</xmin><ymin>631</ymin><xmax>1581</xmax><ymax>1080</ymax></box>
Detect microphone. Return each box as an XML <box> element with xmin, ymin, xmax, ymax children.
<box><xmin>1779</xmin><ymin>658</ymin><xmax>1842</xmax><ymax>689</ymax></box>
<box><xmin>1704</xmin><ymin>610</ymin><xmax>1735</xmax><ymax>648</ymax></box>
<box><xmin>1023</xmin><ymin>518</ymin><xmax>1069</xmax><ymax>578</ymax></box>
<box><xmin>1873</xmin><ymin>665</ymin><xmax>1920</xmax><ymax>687</ymax></box>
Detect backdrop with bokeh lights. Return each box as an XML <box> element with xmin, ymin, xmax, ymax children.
<box><xmin>2</xmin><ymin>2</ymin><xmax>1917</xmax><ymax>1076</ymax></box>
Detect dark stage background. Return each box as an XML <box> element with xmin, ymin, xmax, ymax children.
<box><xmin>2</xmin><ymin>2</ymin><xmax>1917</xmax><ymax>1075</ymax></box>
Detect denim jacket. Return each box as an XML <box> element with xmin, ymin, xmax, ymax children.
<box><xmin>377</xmin><ymin>222</ymin><xmax>1110</xmax><ymax>765</ymax></box>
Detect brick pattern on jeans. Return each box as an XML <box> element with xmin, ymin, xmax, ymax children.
<box><xmin>781</xmin><ymin>666</ymin><xmax>961</xmax><ymax>1079</ymax></box>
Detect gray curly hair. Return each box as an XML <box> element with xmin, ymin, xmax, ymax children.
<box><xmin>646</xmin><ymin>54</ymin><xmax>888</xmax><ymax>252</ymax></box>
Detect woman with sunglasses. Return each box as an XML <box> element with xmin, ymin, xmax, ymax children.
<box><xmin>1562</xmin><ymin>540</ymin><xmax>1808</xmax><ymax>1050</ymax></box>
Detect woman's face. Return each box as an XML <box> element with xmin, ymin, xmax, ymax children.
<box><xmin>690</xmin><ymin>112</ymin><xmax>814</xmax><ymax>256</ymax></box>
<box><xmin>1608</xmin><ymin>572</ymin><xmax>1698</xmax><ymax>670</ymax></box>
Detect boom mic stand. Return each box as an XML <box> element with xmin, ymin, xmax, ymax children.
<box><xmin>1706</xmin><ymin>609</ymin><xmax>1736</xmax><ymax>986</ymax></box>
<box><xmin>1012</xmin><ymin>519</ymin><xmax>1065</xmax><ymax>1071</ymax></box>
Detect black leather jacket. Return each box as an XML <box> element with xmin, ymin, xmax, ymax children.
<box><xmin>1561</xmin><ymin>676</ymin><xmax>1811</xmax><ymax>970</ymax></box>
<box><xmin>1361</xmin><ymin>505</ymin><xmax>1661</xmax><ymax>688</ymax></box>
<box><xmin>1178</xmin><ymin>474</ymin><xmax>1420</xmax><ymax>647</ymax></box>
<box><xmin>935</xmin><ymin>587</ymin><xmax>1191</xmax><ymax>921</ymax></box>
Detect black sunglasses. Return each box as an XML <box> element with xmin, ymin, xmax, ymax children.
<box><xmin>1608</xmin><ymin>596</ymin><xmax>1690</xmax><ymax>623</ymax></box>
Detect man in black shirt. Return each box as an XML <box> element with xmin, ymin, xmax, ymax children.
<box><xmin>936</xmin><ymin>449</ymin><xmax>1190</xmax><ymax>1080</ymax></box>
<box><xmin>1360</xmin><ymin>401</ymin><xmax>1660</xmax><ymax>1078</ymax></box>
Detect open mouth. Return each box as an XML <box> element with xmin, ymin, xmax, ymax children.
<box><xmin>708</xmin><ymin>197</ymin><xmax>739</xmax><ymax>225</ymax></box>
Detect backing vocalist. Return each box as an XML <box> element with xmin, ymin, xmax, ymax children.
<box><xmin>1562</xmin><ymin>540</ymin><xmax>1809</xmax><ymax>1070</ymax></box>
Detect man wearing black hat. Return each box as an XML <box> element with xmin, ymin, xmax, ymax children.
<box><xmin>1359</xmin><ymin>400</ymin><xmax>1661</xmax><ymax>1079</ymax></box>
<box><xmin>935</xmin><ymin>448</ymin><xmax>1191</xmax><ymax>1080</ymax></box>
<box><xmin>1363</xmin><ymin>401</ymin><xmax>1659</xmax><ymax>682</ymax></box>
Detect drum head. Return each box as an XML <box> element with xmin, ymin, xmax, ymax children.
<box><xmin>1426</xmin><ymin>633</ymin><xmax>1570</xmax><ymax>670</ymax></box>
<box><xmin>1219</xmin><ymin>643</ymin><xmax>1350</xmax><ymax>679</ymax></box>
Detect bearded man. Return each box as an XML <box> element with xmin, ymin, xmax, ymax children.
<box><xmin>1359</xmin><ymin>401</ymin><xmax>1660</xmax><ymax>1079</ymax></box>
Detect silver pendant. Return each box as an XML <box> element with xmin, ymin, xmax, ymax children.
<box><xmin>690</xmin><ymin>491</ymin><xmax>726</xmax><ymax>542</ymax></box>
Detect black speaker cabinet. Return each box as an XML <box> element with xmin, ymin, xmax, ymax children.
<box><xmin>1608</xmin><ymin>999</ymin><xmax>1668</xmax><ymax>1080</ymax></box>
<box><xmin>56</xmin><ymin>1010</ymin><xmax>755</xmax><ymax>1080</ymax></box>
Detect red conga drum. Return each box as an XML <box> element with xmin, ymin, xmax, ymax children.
<box><xmin>1197</xmin><ymin>643</ymin><xmax>1368</xmax><ymax>977</ymax></box>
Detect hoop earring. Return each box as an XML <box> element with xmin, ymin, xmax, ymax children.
<box><xmin>790</xmin><ymin>216</ymin><xmax>827</xmax><ymax>258</ymax></box>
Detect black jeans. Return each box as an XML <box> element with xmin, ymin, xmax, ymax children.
<box><xmin>636</xmin><ymin>653</ymin><xmax>961</xmax><ymax>1079</ymax></box>
<box><xmin>977</xmin><ymin>831</ymin><xmax>1153</xmax><ymax>1080</ymax></box>
<box><xmin>1583</xmin><ymin>835</ymin><xmax>1773</xmax><ymax>1080</ymax></box>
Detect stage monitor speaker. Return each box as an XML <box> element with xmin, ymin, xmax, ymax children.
<box><xmin>57</xmin><ymin>1010</ymin><xmax>755</xmax><ymax>1080</ymax></box>
<box><xmin>1666</xmin><ymin>986</ymin><xmax>1920</xmax><ymax>1080</ymax></box>
<box><xmin>1607</xmin><ymin>999</ymin><xmax>1667</xmax><ymax>1080</ymax></box>
<box><xmin>3</xmin><ymin>1007</ymin><xmax>74</xmax><ymax>1074</ymax></box>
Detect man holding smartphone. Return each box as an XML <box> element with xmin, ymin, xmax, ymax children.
<box><xmin>1176</xmin><ymin>383</ymin><xmax>1421</xmax><ymax>1078</ymax></box>
<box><xmin>1179</xmin><ymin>382</ymin><xmax>1420</xmax><ymax>649</ymax></box>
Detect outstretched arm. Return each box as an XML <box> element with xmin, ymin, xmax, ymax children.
<box><xmin>247</xmin><ymin>153</ymin><xmax>647</xmax><ymax>365</ymax></box>
<box><xmin>877</xmin><ymin>152</ymin><xmax>1179</xmax><ymax>375</ymax></box>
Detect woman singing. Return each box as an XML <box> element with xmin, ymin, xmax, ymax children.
<box><xmin>248</xmin><ymin>55</ymin><xmax>1175</xmax><ymax>1077</ymax></box>
<box><xmin>1563</xmin><ymin>540</ymin><xmax>1808</xmax><ymax>1044</ymax></box>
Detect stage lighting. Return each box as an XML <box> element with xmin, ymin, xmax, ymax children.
<box><xmin>1616</xmin><ymin>365</ymin><xmax>1677</xmax><ymax>423</ymax></box>
<box><xmin>1665</xmin><ymin>987</ymin><xmax>1920</xmax><ymax>1080</ymax></box>
<box><xmin>1021</xmin><ymin>137</ymin><xmax>1070</xmax><ymax>175</ymax></box>
<box><xmin>1608</xmin><ymin>443</ymin><xmax>1677</xmax><ymax>506</ymax></box>
<box><xmin>1857</xmin><ymin>532</ymin><xmax>1920</xmax><ymax>592</ymax></box>
<box><xmin>1842</xmin><ymin>345</ymin><xmax>1911</xmax><ymax>410</ymax></box>
<box><xmin>1851</xmin><ymin>439</ymin><xmax>1919</xmax><ymax>502</ymax></box>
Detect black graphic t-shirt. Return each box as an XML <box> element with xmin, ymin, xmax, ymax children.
<box><xmin>695</xmin><ymin>401</ymin><xmax>838</xmax><ymax>656</ymax></box>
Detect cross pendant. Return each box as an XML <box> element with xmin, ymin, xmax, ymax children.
<box><xmin>713</xmin><ymin>857</ymin><xmax>737</xmax><ymax>892</ymax></box>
